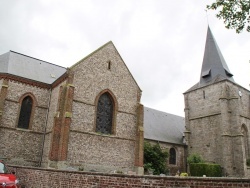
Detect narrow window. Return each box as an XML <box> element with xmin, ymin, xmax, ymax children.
<box><xmin>169</xmin><ymin>148</ymin><xmax>176</xmax><ymax>165</ymax></box>
<box><xmin>108</xmin><ymin>60</ymin><xmax>111</xmax><ymax>70</ymax></box>
<box><xmin>242</xmin><ymin>125</ymin><xmax>249</xmax><ymax>159</ymax></box>
<box><xmin>18</xmin><ymin>96</ymin><xmax>33</xmax><ymax>129</ymax></box>
<box><xmin>203</xmin><ymin>90</ymin><xmax>206</xmax><ymax>99</ymax></box>
<box><xmin>96</xmin><ymin>92</ymin><xmax>114</xmax><ymax>134</ymax></box>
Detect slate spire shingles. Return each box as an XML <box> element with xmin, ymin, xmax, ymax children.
<box><xmin>199</xmin><ymin>26</ymin><xmax>234</xmax><ymax>87</ymax></box>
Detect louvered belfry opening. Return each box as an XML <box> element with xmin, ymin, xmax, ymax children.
<box><xmin>96</xmin><ymin>92</ymin><xmax>114</xmax><ymax>134</ymax></box>
<box><xmin>18</xmin><ymin>96</ymin><xmax>33</xmax><ymax>129</ymax></box>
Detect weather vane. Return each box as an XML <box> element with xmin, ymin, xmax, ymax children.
<box><xmin>205</xmin><ymin>9</ymin><xmax>209</xmax><ymax>25</ymax></box>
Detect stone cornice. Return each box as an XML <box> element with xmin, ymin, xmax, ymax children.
<box><xmin>189</xmin><ymin>112</ymin><xmax>221</xmax><ymax>120</ymax></box>
<box><xmin>70</xmin><ymin>129</ymin><xmax>136</xmax><ymax>142</ymax></box>
<box><xmin>0</xmin><ymin>73</ymin><xmax>68</xmax><ymax>89</ymax></box>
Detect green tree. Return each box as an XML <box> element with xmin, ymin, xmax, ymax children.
<box><xmin>144</xmin><ymin>141</ymin><xmax>169</xmax><ymax>175</ymax></box>
<box><xmin>207</xmin><ymin>0</ymin><xmax>250</xmax><ymax>33</ymax></box>
<box><xmin>187</xmin><ymin>153</ymin><xmax>204</xmax><ymax>164</ymax></box>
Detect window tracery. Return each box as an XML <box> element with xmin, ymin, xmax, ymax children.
<box><xmin>96</xmin><ymin>92</ymin><xmax>114</xmax><ymax>134</ymax></box>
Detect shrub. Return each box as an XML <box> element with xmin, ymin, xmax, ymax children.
<box><xmin>144</xmin><ymin>141</ymin><xmax>169</xmax><ymax>175</ymax></box>
<box><xmin>190</xmin><ymin>163</ymin><xmax>222</xmax><ymax>177</ymax></box>
<box><xmin>180</xmin><ymin>172</ymin><xmax>188</xmax><ymax>177</ymax></box>
<box><xmin>187</xmin><ymin>153</ymin><xmax>204</xmax><ymax>164</ymax></box>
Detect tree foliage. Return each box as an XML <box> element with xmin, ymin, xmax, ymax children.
<box><xmin>207</xmin><ymin>0</ymin><xmax>250</xmax><ymax>33</ymax></box>
<box><xmin>187</xmin><ymin>153</ymin><xmax>204</xmax><ymax>164</ymax></box>
<box><xmin>144</xmin><ymin>141</ymin><xmax>169</xmax><ymax>175</ymax></box>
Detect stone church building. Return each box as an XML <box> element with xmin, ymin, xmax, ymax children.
<box><xmin>184</xmin><ymin>27</ymin><xmax>250</xmax><ymax>177</ymax></box>
<box><xmin>0</xmin><ymin>42</ymin><xmax>145</xmax><ymax>174</ymax></box>
<box><xmin>0</xmin><ymin>27</ymin><xmax>249</xmax><ymax>177</ymax></box>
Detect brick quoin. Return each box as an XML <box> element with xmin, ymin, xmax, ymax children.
<box><xmin>134</xmin><ymin>104</ymin><xmax>144</xmax><ymax>168</ymax></box>
<box><xmin>0</xmin><ymin>79</ymin><xmax>9</xmax><ymax>120</ymax></box>
<box><xmin>49</xmin><ymin>71</ymin><xmax>75</xmax><ymax>162</ymax></box>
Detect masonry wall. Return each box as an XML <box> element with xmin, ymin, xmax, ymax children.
<box><xmin>10</xmin><ymin>165</ymin><xmax>250</xmax><ymax>188</ymax></box>
<box><xmin>184</xmin><ymin>80</ymin><xmax>250</xmax><ymax>177</ymax></box>
<box><xmin>147</xmin><ymin>139</ymin><xmax>186</xmax><ymax>175</ymax></box>
<box><xmin>41</xmin><ymin>81</ymin><xmax>67</xmax><ymax>167</ymax></box>
<box><xmin>0</xmin><ymin>80</ymin><xmax>50</xmax><ymax>166</ymax></box>
<box><xmin>67</xmin><ymin>42</ymin><xmax>141</xmax><ymax>173</ymax></box>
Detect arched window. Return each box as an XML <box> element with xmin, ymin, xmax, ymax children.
<box><xmin>169</xmin><ymin>148</ymin><xmax>176</xmax><ymax>165</ymax></box>
<box><xmin>96</xmin><ymin>92</ymin><xmax>114</xmax><ymax>134</ymax></box>
<box><xmin>17</xmin><ymin>96</ymin><xmax>33</xmax><ymax>129</ymax></box>
<box><xmin>242</xmin><ymin>125</ymin><xmax>249</xmax><ymax>159</ymax></box>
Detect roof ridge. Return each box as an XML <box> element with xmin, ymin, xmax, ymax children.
<box><xmin>144</xmin><ymin>106</ymin><xmax>184</xmax><ymax>118</ymax></box>
<box><xmin>9</xmin><ymin>50</ymin><xmax>66</xmax><ymax>69</ymax></box>
<box><xmin>70</xmin><ymin>41</ymin><xmax>142</xmax><ymax>91</ymax></box>
<box><xmin>70</xmin><ymin>41</ymin><xmax>113</xmax><ymax>69</ymax></box>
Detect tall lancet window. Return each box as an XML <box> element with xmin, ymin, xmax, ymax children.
<box><xmin>96</xmin><ymin>92</ymin><xmax>114</xmax><ymax>134</ymax></box>
<box><xmin>169</xmin><ymin>148</ymin><xmax>176</xmax><ymax>165</ymax></box>
<box><xmin>18</xmin><ymin>96</ymin><xmax>33</xmax><ymax>129</ymax></box>
<box><xmin>242</xmin><ymin>125</ymin><xmax>249</xmax><ymax>159</ymax></box>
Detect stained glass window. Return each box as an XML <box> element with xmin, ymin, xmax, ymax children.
<box><xmin>17</xmin><ymin>96</ymin><xmax>33</xmax><ymax>129</ymax></box>
<box><xmin>96</xmin><ymin>93</ymin><xmax>113</xmax><ymax>134</ymax></box>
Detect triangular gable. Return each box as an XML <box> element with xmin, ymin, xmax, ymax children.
<box><xmin>70</xmin><ymin>41</ymin><xmax>141</xmax><ymax>91</ymax></box>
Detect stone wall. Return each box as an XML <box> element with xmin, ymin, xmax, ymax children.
<box><xmin>147</xmin><ymin>140</ymin><xmax>186</xmax><ymax>175</ymax></box>
<box><xmin>184</xmin><ymin>80</ymin><xmax>250</xmax><ymax>177</ymax></box>
<box><xmin>66</xmin><ymin>42</ymin><xmax>142</xmax><ymax>173</ymax></box>
<box><xmin>67</xmin><ymin>132</ymin><xmax>136</xmax><ymax>172</ymax></box>
<box><xmin>41</xmin><ymin>81</ymin><xmax>66</xmax><ymax>167</ymax></box>
<box><xmin>9</xmin><ymin>165</ymin><xmax>250</xmax><ymax>188</ymax></box>
<box><xmin>0</xmin><ymin>80</ymin><xmax>50</xmax><ymax>166</ymax></box>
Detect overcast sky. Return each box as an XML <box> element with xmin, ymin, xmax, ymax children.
<box><xmin>0</xmin><ymin>0</ymin><xmax>249</xmax><ymax>116</ymax></box>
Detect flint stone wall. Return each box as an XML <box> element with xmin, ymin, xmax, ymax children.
<box><xmin>0</xmin><ymin>81</ymin><xmax>50</xmax><ymax>166</ymax></box>
<box><xmin>67</xmin><ymin>42</ymin><xmax>141</xmax><ymax>172</ymax></box>
<box><xmin>41</xmin><ymin>81</ymin><xmax>66</xmax><ymax>167</ymax></box>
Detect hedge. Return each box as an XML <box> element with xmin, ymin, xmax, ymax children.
<box><xmin>190</xmin><ymin>163</ymin><xmax>222</xmax><ymax>177</ymax></box>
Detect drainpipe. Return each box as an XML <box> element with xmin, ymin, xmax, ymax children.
<box><xmin>39</xmin><ymin>88</ymin><xmax>52</xmax><ymax>167</ymax></box>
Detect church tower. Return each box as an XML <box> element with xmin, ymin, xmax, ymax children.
<box><xmin>184</xmin><ymin>27</ymin><xmax>250</xmax><ymax>177</ymax></box>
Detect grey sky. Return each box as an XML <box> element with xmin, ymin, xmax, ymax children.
<box><xmin>0</xmin><ymin>0</ymin><xmax>249</xmax><ymax>116</ymax></box>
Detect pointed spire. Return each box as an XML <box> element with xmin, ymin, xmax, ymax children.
<box><xmin>199</xmin><ymin>26</ymin><xmax>234</xmax><ymax>87</ymax></box>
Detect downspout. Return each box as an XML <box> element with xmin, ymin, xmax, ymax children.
<box><xmin>39</xmin><ymin>88</ymin><xmax>52</xmax><ymax>167</ymax></box>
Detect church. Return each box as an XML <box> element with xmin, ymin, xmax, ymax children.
<box><xmin>0</xmin><ymin>27</ymin><xmax>249</xmax><ymax>177</ymax></box>
<box><xmin>184</xmin><ymin>27</ymin><xmax>250</xmax><ymax>177</ymax></box>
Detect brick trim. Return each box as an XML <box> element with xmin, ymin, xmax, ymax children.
<box><xmin>49</xmin><ymin>71</ymin><xmax>74</xmax><ymax>162</ymax></box>
<box><xmin>134</xmin><ymin>104</ymin><xmax>144</xmax><ymax>168</ymax></box>
<box><xmin>0</xmin><ymin>79</ymin><xmax>9</xmax><ymax>122</ymax></box>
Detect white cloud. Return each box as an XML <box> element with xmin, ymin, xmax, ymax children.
<box><xmin>0</xmin><ymin>0</ymin><xmax>249</xmax><ymax>116</ymax></box>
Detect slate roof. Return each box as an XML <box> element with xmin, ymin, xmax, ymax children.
<box><xmin>0</xmin><ymin>51</ymin><xmax>67</xmax><ymax>84</ymax></box>
<box><xmin>144</xmin><ymin>107</ymin><xmax>185</xmax><ymax>145</ymax></box>
<box><xmin>185</xmin><ymin>27</ymin><xmax>235</xmax><ymax>93</ymax></box>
